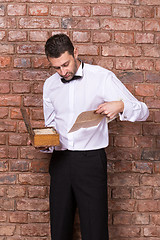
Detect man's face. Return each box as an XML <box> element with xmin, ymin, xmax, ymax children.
<box><xmin>48</xmin><ymin>50</ymin><xmax>80</xmax><ymax>81</ymax></box>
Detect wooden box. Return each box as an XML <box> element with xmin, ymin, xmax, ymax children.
<box><xmin>20</xmin><ymin>107</ymin><xmax>59</xmax><ymax>147</ymax></box>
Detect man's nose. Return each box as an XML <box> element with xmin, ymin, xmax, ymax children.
<box><xmin>60</xmin><ymin>67</ymin><xmax>66</xmax><ymax>76</ymax></box>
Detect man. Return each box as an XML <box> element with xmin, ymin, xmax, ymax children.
<box><xmin>43</xmin><ymin>34</ymin><xmax>149</xmax><ymax>240</ymax></box>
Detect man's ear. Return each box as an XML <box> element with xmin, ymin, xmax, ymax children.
<box><xmin>74</xmin><ymin>48</ymin><xmax>78</xmax><ymax>59</ymax></box>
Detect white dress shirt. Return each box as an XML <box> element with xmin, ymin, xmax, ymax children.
<box><xmin>43</xmin><ymin>62</ymin><xmax>149</xmax><ymax>151</ymax></box>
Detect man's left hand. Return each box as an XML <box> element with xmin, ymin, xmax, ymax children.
<box><xmin>95</xmin><ymin>101</ymin><xmax>124</xmax><ymax>119</ymax></box>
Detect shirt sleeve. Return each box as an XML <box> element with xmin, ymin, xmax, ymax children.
<box><xmin>104</xmin><ymin>72</ymin><xmax>149</xmax><ymax>122</ymax></box>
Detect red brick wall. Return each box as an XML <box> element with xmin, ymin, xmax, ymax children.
<box><xmin>0</xmin><ymin>0</ymin><xmax>160</xmax><ymax>239</ymax></box>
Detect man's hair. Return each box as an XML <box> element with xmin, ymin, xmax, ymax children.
<box><xmin>45</xmin><ymin>34</ymin><xmax>74</xmax><ymax>59</ymax></box>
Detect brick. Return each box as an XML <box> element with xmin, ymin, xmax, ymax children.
<box><xmin>6</xmin><ymin>17</ymin><xmax>17</xmax><ymax>29</ymax></box>
<box><xmin>72</xmin><ymin>6</ymin><xmax>91</xmax><ymax>16</ymax></box>
<box><xmin>28</xmin><ymin>212</ymin><xmax>49</xmax><ymax>223</ymax></box>
<box><xmin>0</xmin><ymin>82</ymin><xmax>10</xmax><ymax>93</ymax></box>
<box><xmin>92</xmin><ymin>31</ymin><xmax>111</xmax><ymax>43</ymax></box>
<box><xmin>134</xmin><ymin>136</ymin><xmax>154</xmax><ymax>148</ymax></box>
<box><xmin>134</xmin><ymin>6</ymin><xmax>154</xmax><ymax>18</ymax></box>
<box><xmin>113</xmin><ymin>212</ymin><xmax>132</xmax><ymax>225</ymax></box>
<box><xmin>0</xmin><ymin>17</ymin><xmax>6</xmax><ymax>28</ymax></box>
<box><xmin>7</xmin><ymin>186</ymin><xmax>26</xmax><ymax>198</ymax></box>
<box><xmin>115</xmin><ymin>58</ymin><xmax>133</xmax><ymax>70</ymax></box>
<box><xmin>7</xmin><ymin>4</ymin><xmax>26</xmax><ymax>15</ymax></box>
<box><xmin>30</xmin><ymin>160</ymin><xmax>49</xmax><ymax>173</ymax></box>
<box><xmin>158</xmin><ymin>7</ymin><xmax>160</xmax><ymax>17</ymax></box>
<box><xmin>108</xmin><ymin>173</ymin><xmax>139</xmax><ymax>186</ymax></box>
<box><xmin>23</xmin><ymin>96</ymin><xmax>43</xmax><ymax>107</ymax></box>
<box><xmin>114</xmin><ymin>161</ymin><xmax>132</xmax><ymax>172</ymax></box>
<box><xmin>0</xmin><ymin>120</ymin><xmax>16</xmax><ymax>132</ymax></box>
<box><xmin>139</xmin><ymin>0</ymin><xmax>160</xmax><ymax>5</ymax></box>
<box><xmin>155</xmin><ymin>111</ymin><xmax>160</xmax><ymax>122</ymax></box>
<box><xmin>155</xmin><ymin>59</ymin><xmax>160</xmax><ymax>71</ymax></box>
<box><xmin>51</xmin><ymin>5</ymin><xmax>70</xmax><ymax>16</ymax></box>
<box><xmin>31</xmin><ymin>109</ymin><xmax>44</xmax><ymax>120</ymax></box>
<box><xmin>112</xmin><ymin>6</ymin><xmax>132</xmax><ymax>18</ymax></box>
<box><xmin>0</xmin><ymin>134</ymin><xmax>6</xmax><ymax>144</ymax></box>
<box><xmin>73</xmin><ymin>31</ymin><xmax>90</xmax><ymax>42</ymax></box>
<box><xmin>109</xmin><ymin>199</ymin><xmax>136</xmax><ymax>212</ymax></box>
<box><xmin>17</xmin><ymin>44</ymin><xmax>44</xmax><ymax>54</ymax></box>
<box><xmin>0</xmin><ymin>31</ymin><xmax>5</xmax><ymax>40</ymax></box>
<box><xmin>92</xmin><ymin>5</ymin><xmax>111</xmax><ymax>16</ymax></box>
<box><xmin>0</xmin><ymin>70</ymin><xmax>21</xmax><ymax>81</ymax></box>
<box><xmin>0</xmin><ymin>160</ymin><xmax>8</xmax><ymax>171</ymax></box>
<box><xmin>10</xmin><ymin>108</ymin><xmax>23</xmax><ymax>119</ymax></box>
<box><xmin>0</xmin><ymin>225</ymin><xmax>15</xmax><ymax>236</ymax></box>
<box><xmin>32</xmin><ymin>56</ymin><xmax>50</xmax><ymax>68</ymax></box>
<box><xmin>33</xmin><ymin>82</ymin><xmax>44</xmax><ymax>94</ymax></box>
<box><xmin>143</xmin><ymin>45</ymin><xmax>160</xmax><ymax>58</ymax></box>
<box><xmin>77</xmin><ymin>45</ymin><xmax>99</xmax><ymax>56</ymax></box>
<box><xmin>112</xmin><ymin>187</ymin><xmax>131</xmax><ymax>199</ymax></box>
<box><xmin>0</xmin><ymin>198</ymin><xmax>15</xmax><ymax>211</ymax></box>
<box><xmin>135</xmin><ymin>33</ymin><xmax>154</xmax><ymax>44</ymax></box>
<box><xmin>141</xmin><ymin>149</ymin><xmax>160</xmax><ymax>160</ymax></box>
<box><xmin>93</xmin><ymin>57</ymin><xmax>113</xmax><ymax>70</ymax></box>
<box><xmin>132</xmin><ymin>213</ymin><xmax>149</xmax><ymax>225</ymax></box>
<box><xmin>29</xmin><ymin>31</ymin><xmax>49</xmax><ymax>42</ymax></box>
<box><xmin>12</xmin><ymin>83</ymin><xmax>31</xmax><ymax>94</ymax></box>
<box><xmin>137</xmin><ymin>200</ymin><xmax>158</xmax><ymax>212</ymax></box>
<box><xmin>109</xmin><ymin>226</ymin><xmax>141</xmax><ymax>238</ymax></box>
<box><xmin>10</xmin><ymin>160</ymin><xmax>29</xmax><ymax>172</ymax></box>
<box><xmin>28</xmin><ymin>5</ymin><xmax>48</xmax><ymax>15</ymax></box>
<box><xmin>141</xmin><ymin>175</ymin><xmax>160</xmax><ymax>186</ymax></box>
<box><xmin>102</xmin><ymin>44</ymin><xmax>141</xmax><ymax>57</ymax></box>
<box><xmin>150</xmin><ymin>213</ymin><xmax>160</xmax><ymax>225</ymax></box>
<box><xmin>144</xmin><ymin>226</ymin><xmax>160</xmax><ymax>237</ymax></box>
<box><xmin>9</xmin><ymin>212</ymin><xmax>28</xmax><ymax>223</ymax></box>
<box><xmin>0</xmin><ymin>95</ymin><xmax>21</xmax><ymax>107</ymax></box>
<box><xmin>19</xmin><ymin>17</ymin><xmax>59</xmax><ymax>29</ymax></box>
<box><xmin>155</xmin><ymin>33</ymin><xmax>160</xmax><ymax>44</ymax></box>
<box><xmin>145</xmin><ymin>98</ymin><xmax>160</xmax><ymax>109</ymax></box>
<box><xmin>0</xmin><ymin>4</ymin><xmax>5</xmax><ymax>16</ymax></box>
<box><xmin>0</xmin><ymin>44</ymin><xmax>14</xmax><ymax>54</ymax></box>
<box><xmin>8</xmin><ymin>30</ymin><xmax>27</xmax><ymax>41</ymax></box>
<box><xmin>28</xmin><ymin>186</ymin><xmax>47</xmax><ymax>198</ymax></box>
<box><xmin>0</xmin><ymin>147</ymin><xmax>7</xmax><ymax>158</ymax></box>
<box><xmin>146</xmin><ymin>72</ymin><xmax>160</xmax><ymax>83</ymax></box>
<box><xmin>22</xmin><ymin>70</ymin><xmax>50</xmax><ymax>80</ymax></box>
<box><xmin>109</xmin><ymin>122</ymin><xmax>141</xmax><ymax>135</ymax></box>
<box><xmin>154</xmin><ymin>162</ymin><xmax>160</xmax><ymax>173</ymax></box>
<box><xmin>16</xmin><ymin>199</ymin><xmax>49</xmax><ymax>211</ymax></box>
<box><xmin>62</xmin><ymin>18</ymin><xmax>99</xmax><ymax>29</ymax></box>
<box><xmin>21</xmin><ymin>223</ymin><xmax>49</xmax><ymax>236</ymax></box>
<box><xmin>18</xmin><ymin>173</ymin><xmax>50</xmax><ymax>186</ymax></box>
<box><xmin>133</xmin><ymin>161</ymin><xmax>153</xmax><ymax>174</ymax></box>
<box><xmin>117</xmin><ymin>71</ymin><xmax>144</xmax><ymax>83</ymax></box>
<box><xmin>135</xmin><ymin>84</ymin><xmax>155</xmax><ymax>96</ymax></box>
<box><xmin>14</xmin><ymin>58</ymin><xmax>31</xmax><ymax>68</ymax></box>
<box><xmin>156</xmin><ymin>137</ymin><xmax>160</xmax><ymax>148</ymax></box>
<box><xmin>0</xmin><ymin>211</ymin><xmax>7</xmax><ymax>222</ymax></box>
<box><xmin>134</xmin><ymin>59</ymin><xmax>154</xmax><ymax>71</ymax></box>
<box><xmin>133</xmin><ymin>187</ymin><xmax>153</xmax><ymax>199</ymax></box>
<box><xmin>0</xmin><ymin>56</ymin><xmax>11</xmax><ymax>68</ymax></box>
<box><xmin>114</xmin><ymin>32</ymin><xmax>134</xmax><ymax>44</ymax></box>
<box><xmin>106</xmin><ymin>146</ymin><xmax>141</xmax><ymax>161</ymax></box>
<box><xmin>101</xmin><ymin>19</ymin><xmax>142</xmax><ymax>31</ymax></box>
<box><xmin>8</xmin><ymin>146</ymin><xmax>18</xmax><ymax>159</ymax></box>
<box><xmin>145</xmin><ymin>20</ymin><xmax>160</xmax><ymax>31</ymax></box>
<box><xmin>114</xmin><ymin>136</ymin><xmax>134</xmax><ymax>147</ymax></box>
<box><xmin>0</xmin><ymin>173</ymin><xmax>16</xmax><ymax>184</ymax></box>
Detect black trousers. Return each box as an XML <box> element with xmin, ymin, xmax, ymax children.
<box><xmin>49</xmin><ymin>148</ymin><xmax>109</xmax><ymax>240</ymax></box>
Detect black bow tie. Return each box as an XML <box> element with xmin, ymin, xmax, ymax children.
<box><xmin>61</xmin><ymin>61</ymin><xmax>84</xmax><ymax>84</ymax></box>
<box><xmin>61</xmin><ymin>75</ymin><xmax>82</xmax><ymax>84</ymax></box>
